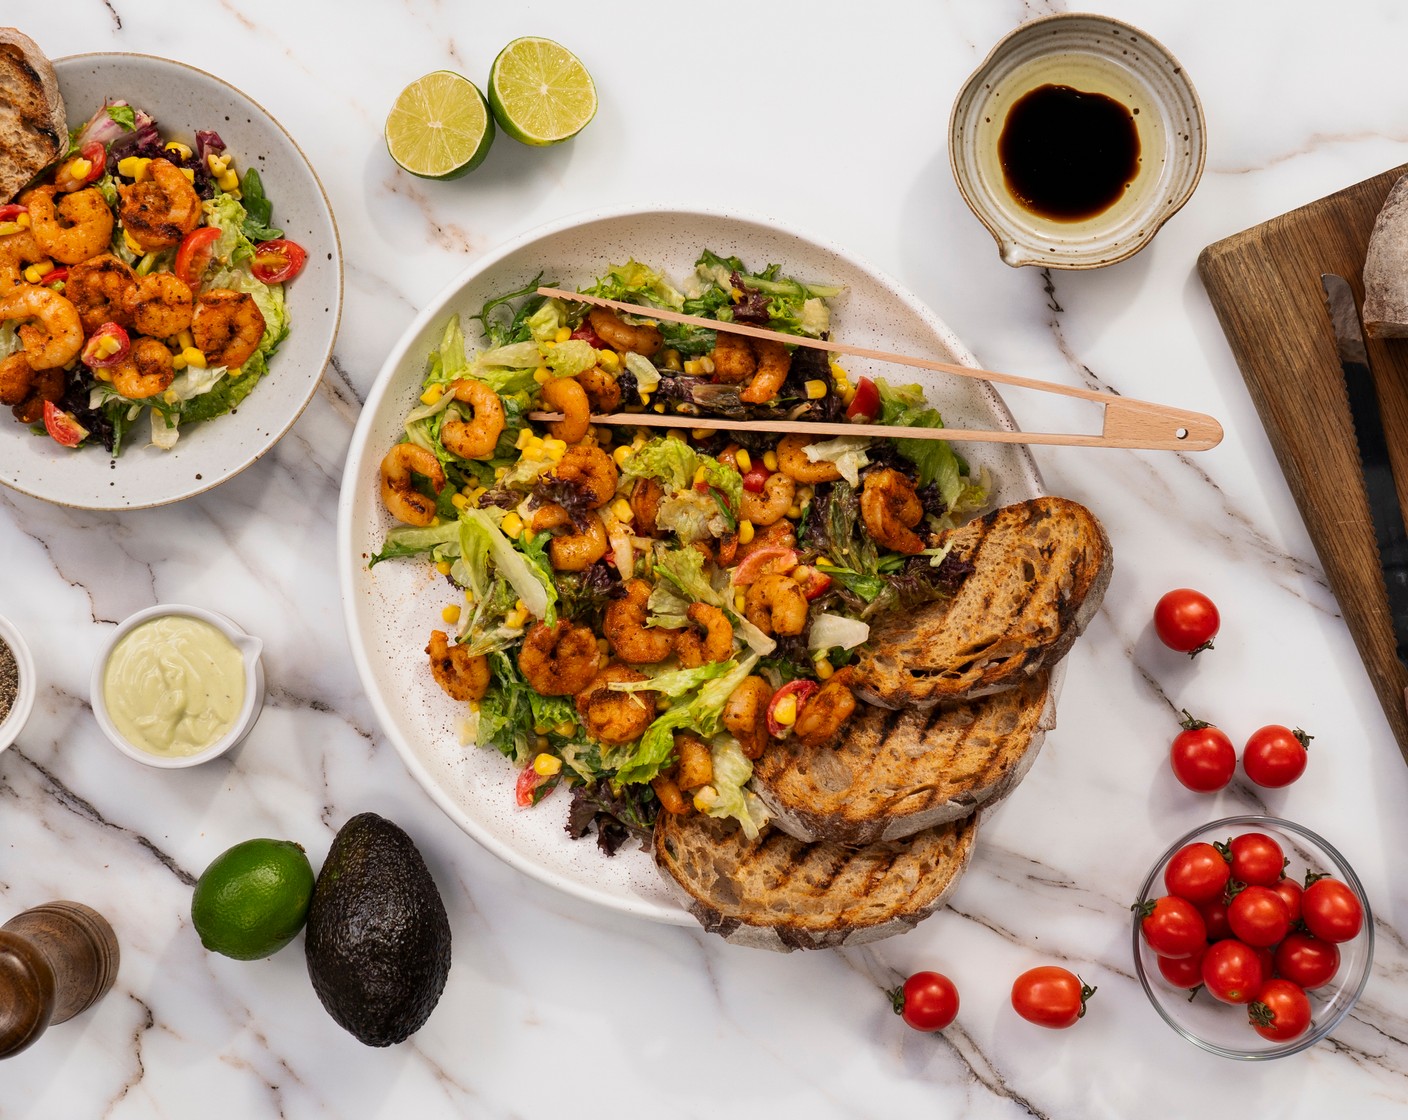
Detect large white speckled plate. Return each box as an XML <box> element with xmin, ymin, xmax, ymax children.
<box><xmin>0</xmin><ymin>54</ymin><xmax>342</xmax><ymax>510</ymax></box>
<box><xmin>338</xmin><ymin>206</ymin><xmax>1044</xmax><ymax>924</ymax></box>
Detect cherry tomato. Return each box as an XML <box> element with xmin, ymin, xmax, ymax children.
<box><xmin>80</xmin><ymin>322</ymin><xmax>130</xmax><ymax>369</ymax></box>
<box><xmin>1227</xmin><ymin>885</ymin><xmax>1292</xmax><ymax>947</ymax></box>
<box><xmin>730</xmin><ymin>546</ymin><xmax>798</xmax><ymax>586</ymax></box>
<box><xmin>1241</xmin><ymin>725</ymin><xmax>1311</xmax><ymax>788</ymax></box>
<box><xmin>41</xmin><ymin>401</ymin><xmax>87</xmax><ymax>448</ymax></box>
<box><xmin>570</xmin><ymin>321</ymin><xmax>606</xmax><ymax>348</ymax></box>
<box><xmin>1301</xmin><ymin>875</ymin><xmax>1364</xmax><ymax>944</ymax></box>
<box><xmin>846</xmin><ymin>376</ymin><xmax>881</xmax><ymax>422</ymax></box>
<box><xmin>1170</xmin><ymin>712</ymin><xmax>1236</xmax><ymax>792</ymax></box>
<box><xmin>52</xmin><ymin>141</ymin><xmax>106</xmax><ymax>192</ymax></box>
<box><xmin>1274</xmin><ymin>932</ymin><xmax>1341</xmax><ymax>990</ymax></box>
<box><xmin>741</xmin><ymin>465</ymin><xmax>771</xmax><ymax>494</ymax></box>
<box><xmin>1153</xmin><ymin>588</ymin><xmax>1220</xmax><ymax>655</ymax></box>
<box><xmin>766</xmin><ymin>680</ymin><xmax>818</xmax><ymax>737</ymax></box>
<box><xmin>1270</xmin><ymin>877</ymin><xmax>1303</xmax><ymax>925</ymax></box>
<box><xmin>1200</xmin><ymin>939</ymin><xmax>1266</xmax><ymax>1005</ymax></box>
<box><xmin>1010</xmin><ymin>966</ymin><xmax>1095</xmax><ymax>1029</ymax></box>
<box><xmin>174</xmin><ymin>226</ymin><xmax>221</xmax><ymax>288</ymax></box>
<box><xmin>0</xmin><ymin>203</ymin><xmax>27</xmax><ymax>222</ymax></box>
<box><xmin>250</xmin><ymin>237</ymin><xmax>308</xmax><ymax>284</ymax></box>
<box><xmin>791</xmin><ymin>565</ymin><xmax>833</xmax><ymax>601</ymax></box>
<box><xmin>1156</xmin><ymin>946</ymin><xmax>1206</xmax><ymax>990</ymax></box>
<box><xmin>1249</xmin><ymin>978</ymin><xmax>1312</xmax><ymax>1042</ymax></box>
<box><xmin>43</xmin><ymin>267</ymin><xmax>68</xmax><ymax>287</ymax></box>
<box><xmin>1198</xmin><ymin>897</ymin><xmax>1233</xmax><ymax>942</ymax></box>
<box><xmin>1163</xmin><ymin>841</ymin><xmax>1232</xmax><ymax>904</ymax></box>
<box><xmin>1223</xmin><ymin>832</ymin><xmax>1286</xmax><ymax>887</ymax></box>
<box><xmin>515</xmin><ymin>764</ymin><xmax>547</xmax><ymax>807</ymax></box>
<box><xmin>891</xmin><ymin>971</ymin><xmax>960</xmax><ymax>1032</ymax></box>
<box><xmin>1134</xmin><ymin>895</ymin><xmax>1207</xmax><ymax>959</ymax></box>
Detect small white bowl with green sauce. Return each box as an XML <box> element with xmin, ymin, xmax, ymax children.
<box><xmin>0</xmin><ymin>613</ymin><xmax>36</xmax><ymax>756</ymax></box>
<box><xmin>91</xmin><ymin>605</ymin><xmax>265</xmax><ymax>768</ymax></box>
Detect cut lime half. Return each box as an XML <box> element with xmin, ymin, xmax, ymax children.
<box><xmin>488</xmin><ymin>37</ymin><xmax>597</xmax><ymax>146</ymax></box>
<box><xmin>385</xmin><ymin>70</ymin><xmax>495</xmax><ymax>179</ymax></box>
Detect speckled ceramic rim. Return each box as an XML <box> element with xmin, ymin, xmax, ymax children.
<box><xmin>1132</xmin><ymin>815</ymin><xmax>1374</xmax><ymax>1059</ymax></box>
<box><xmin>0</xmin><ymin>613</ymin><xmax>37</xmax><ymax>755</ymax></box>
<box><xmin>948</xmin><ymin>13</ymin><xmax>1206</xmax><ymax>270</ymax></box>
<box><xmin>89</xmin><ymin>603</ymin><xmax>265</xmax><ymax>769</ymax></box>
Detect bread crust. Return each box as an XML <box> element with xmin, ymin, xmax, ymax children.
<box><xmin>1363</xmin><ymin>173</ymin><xmax>1408</xmax><ymax>339</ymax></box>
<box><xmin>0</xmin><ymin>28</ymin><xmax>66</xmax><ymax>203</ymax></box>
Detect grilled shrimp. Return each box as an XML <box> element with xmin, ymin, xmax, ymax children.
<box><xmin>426</xmin><ymin>630</ymin><xmax>490</xmax><ymax>702</ymax></box>
<box><xmin>546</xmin><ymin>509</ymin><xmax>609</xmax><ymax>572</ymax></box>
<box><xmin>0</xmin><ymin>284</ymin><xmax>83</xmax><ymax>370</ymax></box>
<box><xmin>0</xmin><ymin>226</ymin><xmax>48</xmax><ymax>289</ymax></box>
<box><xmin>603</xmin><ymin>578</ymin><xmax>674</xmax><ymax>664</ymax></box>
<box><xmin>117</xmin><ymin>158</ymin><xmax>202</xmax><ymax>251</ymax></box>
<box><xmin>793</xmin><ymin>669</ymin><xmax>858</xmax><ymax>749</ymax></box>
<box><xmin>740</xmin><ymin>470</ymin><xmax>795</xmax><ymax>528</ymax></box>
<box><xmin>549</xmin><ymin>444</ymin><xmax>618</xmax><ymax>509</ymax></box>
<box><xmin>739</xmin><ymin>336</ymin><xmax>791</xmax><ymax>404</ymax></box>
<box><xmin>110</xmin><ymin>337</ymin><xmax>175</xmax><ymax>400</ymax></box>
<box><xmin>575</xmin><ymin>663</ymin><xmax>657</xmax><ymax>745</ymax></box>
<box><xmin>744</xmin><ymin>571</ymin><xmax>809</xmax><ymax>637</ymax></box>
<box><xmin>673</xmin><ymin>602</ymin><xmax>733</xmax><ymax>668</ymax></box>
<box><xmin>124</xmin><ymin>271</ymin><xmax>194</xmax><ymax>339</ymax></box>
<box><xmin>723</xmin><ymin>675</ymin><xmax>774</xmax><ymax>759</ymax></box>
<box><xmin>379</xmin><ymin>442</ymin><xmax>446</xmax><ymax>526</ymax></box>
<box><xmin>539</xmin><ymin>375</ymin><xmax>590</xmax><ymax>444</ymax></box>
<box><xmin>587</xmin><ymin>306</ymin><xmax>662</xmax><ymax>357</ymax></box>
<box><xmin>9</xmin><ymin>365</ymin><xmax>63</xmax><ymax>424</ymax></box>
<box><xmin>440</xmin><ymin>378</ymin><xmax>506</xmax><ymax>460</ymax></box>
<box><xmin>192</xmin><ymin>289</ymin><xmax>265</xmax><ymax>368</ymax></box>
<box><xmin>577</xmin><ymin>364</ymin><xmax>621</xmax><ymax>412</ymax></box>
<box><xmin>710</xmin><ymin>331</ymin><xmax>755</xmax><ymax>384</ymax></box>
<box><xmin>24</xmin><ymin>185</ymin><xmax>114</xmax><ymax>264</ymax></box>
<box><xmin>861</xmin><ymin>467</ymin><xmax>926</xmax><ymax>555</ymax></box>
<box><xmin>65</xmin><ymin>254</ymin><xmax>137</xmax><ymax>334</ymax></box>
<box><xmin>0</xmin><ymin>352</ymin><xmax>36</xmax><ymax>407</ymax></box>
<box><xmin>776</xmin><ymin>432</ymin><xmax>843</xmax><ymax>484</ymax></box>
<box><xmin>629</xmin><ymin>476</ymin><xmax>664</xmax><ymax>537</ymax></box>
<box><xmin>518</xmin><ymin>619</ymin><xmax>601</xmax><ymax>697</ymax></box>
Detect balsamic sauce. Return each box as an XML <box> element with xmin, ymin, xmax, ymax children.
<box><xmin>998</xmin><ymin>84</ymin><xmax>1140</xmax><ymax>222</ymax></box>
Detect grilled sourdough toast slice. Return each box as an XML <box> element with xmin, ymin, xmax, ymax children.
<box><xmin>0</xmin><ymin>29</ymin><xmax>65</xmax><ymax>203</ymax></box>
<box><xmin>654</xmin><ymin>811</ymin><xmax>977</xmax><ymax>951</ymax></box>
<box><xmin>856</xmin><ymin>497</ymin><xmax>1111</xmax><ymax>708</ymax></box>
<box><xmin>753</xmin><ymin>670</ymin><xmax>1054</xmax><ymax>846</ymax></box>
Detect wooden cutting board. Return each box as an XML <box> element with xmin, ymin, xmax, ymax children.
<box><xmin>1198</xmin><ymin>164</ymin><xmax>1408</xmax><ymax>763</ymax></box>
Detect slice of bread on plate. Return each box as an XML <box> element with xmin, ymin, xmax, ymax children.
<box><xmin>752</xmin><ymin>669</ymin><xmax>1054</xmax><ymax>846</ymax></box>
<box><xmin>0</xmin><ymin>28</ymin><xmax>65</xmax><ymax>203</ymax></box>
<box><xmin>855</xmin><ymin>496</ymin><xmax>1111</xmax><ymax>709</ymax></box>
<box><xmin>654</xmin><ymin>810</ymin><xmax>977</xmax><ymax>951</ymax></box>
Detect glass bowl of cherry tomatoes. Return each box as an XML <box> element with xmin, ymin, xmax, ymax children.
<box><xmin>1132</xmin><ymin>815</ymin><xmax>1373</xmax><ymax>1059</ymax></box>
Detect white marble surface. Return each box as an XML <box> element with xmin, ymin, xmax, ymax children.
<box><xmin>3</xmin><ymin>1</ymin><xmax>1408</xmax><ymax>1116</ymax></box>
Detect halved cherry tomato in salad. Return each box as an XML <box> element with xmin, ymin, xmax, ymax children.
<box><xmin>43</xmin><ymin>267</ymin><xmax>69</xmax><ymax>286</ymax></box>
<box><xmin>81</xmin><ymin>322</ymin><xmax>130</xmax><ymax>369</ymax></box>
<box><xmin>766</xmin><ymin>679</ymin><xmax>818</xmax><ymax>737</ymax></box>
<box><xmin>250</xmin><ymin>237</ymin><xmax>308</xmax><ymax>284</ymax></box>
<box><xmin>741</xmin><ymin>465</ymin><xmax>771</xmax><ymax>494</ymax></box>
<box><xmin>42</xmin><ymin>401</ymin><xmax>88</xmax><ymax>448</ymax></box>
<box><xmin>731</xmin><ymin>546</ymin><xmax>798</xmax><ymax>587</ymax></box>
<box><xmin>515</xmin><ymin>763</ymin><xmax>547</xmax><ymax>807</ymax></box>
<box><xmin>570</xmin><ymin>321</ymin><xmax>607</xmax><ymax>348</ymax></box>
<box><xmin>175</xmin><ymin>226</ymin><xmax>221</xmax><ymax>288</ymax></box>
<box><xmin>792</xmin><ymin>565</ymin><xmax>833</xmax><ymax>601</ymax></box>
<box><xmin>0</xmin><ymin>203</ymin><xmax>27</xmax><ymax>222</ymax></box>
<box><xmin>52</xmin><ymin>141</ymin><xmax>106</xmax><ymax>193</ymax></box>
<box><xmin>846</xmin><ymin>376</ymin><xmax>881</xmax><ymax>421</ymax></box>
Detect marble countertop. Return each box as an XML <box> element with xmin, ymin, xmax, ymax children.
<box><xmin>4</xmin><ymin>2</ymin><xmax>1408</xmax><ymax>1116</ymax></box>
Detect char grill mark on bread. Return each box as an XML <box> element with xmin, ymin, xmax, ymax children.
<box><xmin>0</xmin><ymin>29</ymin><xmax>66</xmax><ymax>204</ymax></box>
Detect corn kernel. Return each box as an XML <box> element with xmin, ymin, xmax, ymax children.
<box><xmin>687</xmin><ymin>427</ymin><xmax>711</xmax><ymax>442</ymax></box>
<box><xmin>94</xmin><ymin>367</ymin><xmax>112</xmax><ymax>382</ymax></box>
<box><xmin>611</xmin><ymin>497</ymin><xmax>634</xmax><ymax>523</ymax></box>
<box><xmin>542</xmin><ymin>339</ymin><xmax>556</xmax><ymax>350</ymax></box>
<box><xmin>177</xmin><ymin>329</ymin><xmax>196</xmax><ymax>350</ymax></box>
<box><xmin>505</xmin><ymin>605</ymin><xmax>529</xmax><ymax>629</ymax></box>
<box><xmin>805</xmin><ymin>379</ymin><xmax>828</xmax><ymax>400</ymax></box>
<box><xmin>734</xmin><ymin>590</ymin><xmax>746</xmax><ymax>613</ymax></box>
<box><xmin>494</xmin><ymin>466</ymin><xmax>507</xmax><ymax>480</ymax></box>
<box><xmin>419</xmin><ymin>384</ymin><xmax>444</xmax><ymax>406</ymax></box>
<box><xmin>814</xmin><ymin>658</ymin><xmax>835</xmax><ymax>680</ymax></box>
<box><xmin>737</xmin><ymin>519</ymin><xmax>755</xmax><ymax>545</ymax></box>
<box><xmin>692</xmin><ymin>465</ymin><xmax>708</xmax><ymax>487</ymax></box>
<box><xmin>441</xmin><ymin>604</ymin><xmax>461</xmax><ymax>624</ymax></box>
<box><xmin>730</xmin><ymin>287</ymin><xmax>744</xmax><ymax>300</ymax></box>
<box><xmin>0</xmin><ymin>221</ymin><xmax>22</xmax><ymax>237</ymax></box>
<box><xmin>763</xmin><ymin>450</ymin><xmax>779</xmax><ymax>472</ymax></box>
<box><xmin>661</xmin><ymin>349</ymin><xmax>682</xmax><ymax>372</ymax></box>
<box><xmin>553</xmin><ymin>720</ymin><xmax>576</xmax><ymax>737</ymax></box>
<box><xmin>122</xmin><ymin>229</ymin><xmax>144</xmax><ymax>255</ymax></box>
<box><xmin>599</xmin><ymin>650</ymin><xmax>611</xmax><ymax>669</ymax></box>
<box><xmin>797</xmin><ymin>485</ymin><xmax>814</xmax><ymax>503</ymax></box>
<box><xmin>543</xmin><ymin>437</ymin><xmax>567</xmax><ymax>461</ymax></box>
<box><xmin>66</xmin><ymin>157</ymin><xmax>92</xmax><ymax>181</ymax></box>
<box><xmin>533</xmin><ymin>723</ymin><xmax>550</xmax><ymax>735</ymax></box>
<box><xmin>597</xmin><ymin>637</ymin><xmax>610</xmax><ymax>654</ymax></box>
<box><xmin>786</xmin><ymin>504</ymin><xmax>801</xmax><ymax>520</ymax></box>
<box><xmin>772</xmin><ymin>695</ymin><xmax>798</xmax><ymax>726</ymax></box>
<box><xmin>521</xmin><ymin>445</ymin><xmax>544</xmax><ymax>463</ymax></box>
<box><xmin>206</xmin><ymin>153</ymin><xmax>228</xmax><ymax>174</ymax></box>
<box><xmin>162</xmin><ymin>389</ymin><xmax>179</xmax><ymax>405</ymax></box>
<box><xmin>501</xmin><ymin>511</ymin><xmax>524</xmax><ymax>537</ymax></box>
<box><xmin>533</xmin><ymin>753</ymin><xmax>563</xmax><ymax>777</ymax></box>
<box><xmin>14</xmin><ymin>212</ymin><xmax>29</xmax><ymax>229</ymax></box>
<box><xmin>612</xmin><ymin>444</ymin><xmax>633</xmax><ymax>467</ymax></box>
<box><xmin>692</xmin><ymin>786</ymin><xmax>717</xmax><ymax>813</ymax></box>
<box><xmin>170</xmin><ymin>353</ymin><xmax>187</xmax><ymax>371</ymax></box>
<box><xmin>598</xmin><ymin>350</ymin><xmax>620</xmax><ymax>373</ymax></box>
<box><xmin>700</xmin><ymin>355</ymin><xmax>716</xmax><ymax>375</ymax></box>
<box><xmin>468</xmin><ymin>486</ymin><xmax>487</xmax><ymax>505</ymax></box>
<box><xmin>164</xmin><ymin>141</ymin><xmax>193</xmax><ymax>159</ymax></box>
<box><xmin>93</xmin><ymin>335</ymin><xmax>120</xmax><ymax>359</ymax></box>
<box><xmin>734</xmin><ymin>449</ymin><xmax>752</xmax><ymax>472</ymax></box>
<box><xmin>554</xmin><ymin>326</ymin><xmax>572</xmax><ymax>343</ymax></box>
<box><xmin>533</xmin><ymin>366</ymin><xmax>552</xmax><ymax>384</ymax></box>
<box><xmin>435</xmin><ymin>560</ymin><xmax>453</xmax><ymax>575</ymax></box>
<box><xmin>181</xmin><ymin>347</ymin><xmax>207</xmax><ymax>369</ymax></box>
<box><xmin>117</xmin><ymin>156</ymin><xmax>146</xmax><ymax>179</ymax></box>
<box><xmin>450</xmin><ymin>492</ymin><xmax>469</xmax><ymax>511</ymax></box>
<box><xmin>653</xmin><ymin>402</ymin><xmax>666</xmax><ymax>413</ymax></box>
<box><xmin>638</xmin><ymin>390</ymin><xmax>651</xmax><ymax>406</ymax></box>
<box><xmin>534</xmin><ymin>735</ymin><xmax>550</xmax><ymax>751</ymax></box>
<box><xmin>683</xmin><ymin>359</ymin><xmax>701</xmax><ymax>376</ymax></box>
<box><xmin>515</xmin><ymin>427</ymin><xmax>532</xmax><ymax>450</ymax></box>
<box><xmin>515</xmin><ymin>599</ymin><xmax>527</xmax><ymax>612</ymax></box>
<box><xmin>22</xmin><ymin>261</ymin><xmax>51</xmax><ymax>285</ymax></box>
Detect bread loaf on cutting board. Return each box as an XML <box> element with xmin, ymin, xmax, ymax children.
<box><xmin>1363</xmin><ymin>173</ymin><xmax>1408</xmax><ymax>338</ymax></box>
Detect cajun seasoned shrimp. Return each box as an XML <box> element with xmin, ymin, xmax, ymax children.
<box><xmin>192</xmin><ymin>289</ymin><xmax>265</xmax><ymax>368</ymax></box>
<box><xmin>0</xmin><ymin>352</ymin><xmax>35</xmax><ymax>406</ymax></box>
<box><xmin>577</xmin><ymin>364</ymin><xmax>621</xmax><ymax>412</ymax></box>
<box><xmin>110</xmin><ymin>337</ymin><xmax>175</xmax><ymax>400</ymax></box>
<box><xmin>723</xmin><ymin>675</ymin><xmax>774</xmax><ymax>759</ymax></box>
<box><xmin>0</xmin><ymin>284</ymin><xmax>83</xmax><ymax>370</ymax></box>
<box><xmin>603</xmin><ymin>577</ymin><xmax>674</xmax><ymax>664</ymax></box>
<box><xmin>587</xmin><ymin>306</ymin><xmax>663</xmax><ymax>357</ymax></box>
<box><xmin>539</xmin><ymin>375</ymin><xmax>590</xmax><ymax>444</ymax></box>
<box><xmin>793</xmin><ymin>669</ymin><xmax>858</xmax><ymax>749</ymax></box>
<box><xmin>117</xmin><ymin>158</ymin><xmax>202</xmax><ymax>251</ymax></box>
<box><xmin>861</xmin><ymin>467</ymin><xmax>927</xmax><ymax>555</ymax></box>
<box><xmin>548</xmin><ymin>444</ymin><xmax>618</xmax><ymax>509</ymax></box>
<box><xmin>629</xmin><ymin>476</ymin><xmax>664</xmax><ymax>537</ymax></box>
<box><xmin>65</xmin><ymin>254</ymin><xmax>137</xmax><ymax>333</ymax></box>
<box><xmin>0</xmin><ymin>226</ymin><xmax>48</xmax><ymax>289</ymax></box>
<box><xmin>10</xmin><ymin>366</ymin><xmax>63</xmax><ymax>424</ymax></box>
<box><xmin>575</xmin><ymin>663</ymin><xmax>657</xmax><ymax>745</ymax></box>
<box><xmin>710</xmin><ymin>331</ymin><xmax>755</xmax><ymax>384</ymax></box>
<box><xmin>673</xmin><ymin>602</ymin><xmax>734</xmax><ymax>668</ymax></box>
<box><xmin>776</xmin><ymin>432</ymin><xmax>842</xmax><ymax>484</ymax></box>
<box><xmin>426</xmin><ymin>630</ymin><xmax>490</xmax><ymax>702</ymax></box>
<box><xmin>124</xmin><ymin>271</ymin><xmax>194</xmax><ymax>339</ymax></box>
<box><xmin>740</xmin><ymin>470</ymin><xmax>795</xmax><ymax>528</ymax></box>
<box><xmin>518</xmin><ymin>619</ymin><xmax>601</xmax><ymax>697</ymax></box>
<box><xmin>547</xmin><ymin>509</ymin><xmax>609</xmax><ymax>571</ymax></box>
<box><xmin>379</xmin><ymin>442</ymin><xmax>446</xmax><ymax>526</ymax></box>
<box><xmin>739</xmin><ymin>336</ymin><xmax>791</xmax><ymax>404</ymax></box>
<box><xmin>441</xmin><ymin>379</ymin><xmax>505</xmax><ymax>460</ymax></box>
<box><xmin>24</xmin><ymin>185</ymin><xmax>114</xmax><ymax>265</ymax></box>
<box><xmin>744</xmin><ymin>570</ymin><xmax>809</xmax><ymax>637</ymax></box>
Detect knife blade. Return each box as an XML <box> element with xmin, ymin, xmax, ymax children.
<box><xmin>1320</xmin><ymin>273</ymin><xmax>1408</xmax><ymax>698</ymax></box>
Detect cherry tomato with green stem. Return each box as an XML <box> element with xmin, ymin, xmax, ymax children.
<box><xmin>1249</xmin><ymin>978</ymin><xmax>1312</xmax><ymax>1041</ymax></box>
<box><xmin>1134</xmin><ymin>895</ymin><xmax>1207</xmax><ymax>958</ymax></box>
<box><xmin>1270</xmin><ymin>877</ymin><xmax>1303</xmax><ymax>925</ymax></box>
<box><xmin>1164</xmin><ymin>841</ymin><xmax>1232</xmax><ymax>904</ymax></box>
<box><xmin>1170</xmin><ymin>712</ymin><xmax>1236</xmax><ymax>792</ymax></box>
<box><xmin>1228</xmin><ymin>886</ymin><xmax>1292</xmax><ymax>947</ymax></box>
<box><xmin>1222</xmin><ymin>833</ymin><xmax>1286</xmax><ymax>887</ymax></box>
<box><xmin>1301</xmin><ymin>875</ymin><xmax>1364</xmax><ymax>943</ymax></box>
<box><xmin>1242</xmin><ymin>725</ymin><xmax>1312</xmax><ymax>788</ymax></box>
<box><xmin>1156</xmin><ymin>946</ymin><xmax>1206</xmax><ymax>990</ymax></box>
<box><xmin>1201</xmin><ymin>939</ymin><xmax>1266</xmax><ymax>1005</ymax></box>
<box><xmin>890</xmin><ymin>971</ymin><xmax>960</xmax><ymax>1032</ymax></box>
<box><xmin>1154</xmin><ymin>588</ymin><xmax>1220</xmax><ymax>655</ymax></box>
<box><xmin>1274</xmin><ymin>932</ymin><xmax>1341</xmax><ymax>990</ymax></box>
<box><xmin>1011</xmin><ymin>967</ymin><xmax>1096</xmax><ymax>1029</ymax></box>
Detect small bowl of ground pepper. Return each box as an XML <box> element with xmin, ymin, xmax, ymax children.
<box><xmin>0</xmin><ymin>613</ymin><xmax>36</xmax><ymax>756</ymax></box>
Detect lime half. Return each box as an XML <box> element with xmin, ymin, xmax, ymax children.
<box><xmin>385</xmin><ymin>70</ymin><xmax>495</xmax><ymax>179</ymax></box>
<box><xmin>488</xmin><ymin>37</ymin><xmax>597</xmax><ymax>146</ymax></box>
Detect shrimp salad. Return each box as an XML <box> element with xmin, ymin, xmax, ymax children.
<box><xmin>372</xmin><ymin>251</ymin><xmax>990</xmax><ymax>853</ymax></box>
<box><xmin>0</xmin><ymin>100</ymin><xmax>305</xmax><ymax>454</ymax></box>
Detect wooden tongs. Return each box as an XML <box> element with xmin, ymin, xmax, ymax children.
<box><xmin>528</xmin><ymin>289</ymin><xmax>1224</xmax><ymax>452</ymax></box>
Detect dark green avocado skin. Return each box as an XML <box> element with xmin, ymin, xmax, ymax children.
<box><xmin>304</xmin><ymin>812</ymin><xmax>451</xmax><ymax>1046</ymax></box>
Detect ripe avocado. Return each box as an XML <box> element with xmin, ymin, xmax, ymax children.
<box><xmin>304</xmin><ymin>812</ymin><xmax>451</xmax><ymax>1046</ymax></box>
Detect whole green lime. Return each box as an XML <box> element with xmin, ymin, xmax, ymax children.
<box><xmin>191</xmin><ymin>838</ymin><xmax>316</xmax><ymax>961</ymax></box>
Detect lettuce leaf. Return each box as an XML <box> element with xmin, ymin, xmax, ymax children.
<box><xmin>698</xmin><ymin>738</ymin><xmax>769</xmax><ymax>839</ymax></box>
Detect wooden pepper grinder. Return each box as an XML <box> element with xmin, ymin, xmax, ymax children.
<box><xmin>0</xmin><ymin>901</ymin><xmax>119</xmax><ymax>1058</ymax></box>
